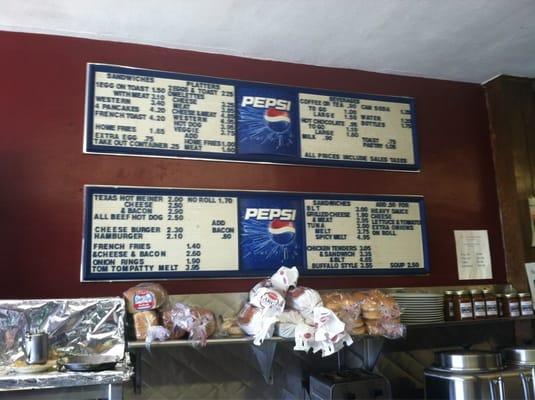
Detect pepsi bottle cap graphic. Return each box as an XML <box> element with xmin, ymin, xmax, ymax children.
<box><xmin>268</xmin><ymin>219</ymin><xmax>296</xmax><ymax>245</ymax></box>
<box><xmin>264</xmin><ymin>108</ymin><xmax>291</xmax><ymax>133</ymax></box>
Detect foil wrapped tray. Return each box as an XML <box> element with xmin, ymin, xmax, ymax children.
<box><xmin>0</xmin><ymin>297</ymin><xmax>125</xmax><ymax>367</ymax></box>
<box><xmin>0</xmin><ymin>297</ymin><xmax>128</xmax><ymax>391</ymax></box>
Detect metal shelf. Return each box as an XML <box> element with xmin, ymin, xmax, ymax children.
<box><xmin>127</xmin><ymin>335</ymin><xmax>287</xmax><ymax>349</ymax></box>
<box><xmin>405</xmin><ymin>315</ymin><xmax>535</xmax><ymax>328</ymax></box>
<box><xmin>127</xmin><ymin>316</ymin><xmax>535</xmax><ymax>349</ymax></box>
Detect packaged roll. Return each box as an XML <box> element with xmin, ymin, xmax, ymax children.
<box><xmin>160</xmin><ymin>308</ymin><xmax>187</xmax><ymax>339</ymax></box>
<box><xmin>237</xmin><ymin>303</ymin><xmax>265</xmax><ymax>336</ymax></box>
<box><xmin>133</xmin><ymin>310</ymin><xmax>159</xmax><ymax>340</ymax></box>
<box><xmin>270</xmin><ymin>266</ymin><xmax>299</xmax><ymax>294</ymax></box>
<box><xmin>219</xmin><ymin>317</ymin><xmax>244</xmax><ymax>337</ymax></box>
<box><xmin>249</xmin><ymin>279</ymin><xmax>273</xmax><ymax>300</ymax></box>
<box><xmin>322</xmin><ymin>291</ymin><xmax>362</xmax><ymax>332</ymax></box>
<box><xmin>123</xmin><ymin>282</ymin><xmax>168</xmax><ymax>314</ymax></box>
<box><xmin>286</xmin><ymin>286</ymin><xmax>322</xmax><ymax>322</ymax></box>
<box><xmin>276</xmin><ymin>310</ymin><xmax>305</xmax><ymax>338</ymax></box>
<box><xmin>188</xmin><ymin>306</ymin><xmax>217</xmax><ymax>343</ymax></box>
<box><xmin>249</xmin><ymin>287</ymin><xmax>285</xmax><ymax>313</ymax></box>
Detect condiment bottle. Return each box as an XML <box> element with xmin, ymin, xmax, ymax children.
<box><xmin>444</xmin><ymin>290</ymin><xmax>455</xmax><ymax>321</ymax></box>
<box><xmin>482</xmin><ymin>289</ymin><xmax>498</xmax><ymax>318</ymax></box>
<box><xmin>518</xmin><ymin>292</ymin><xmax>533</xmax><ymax>316</ymax></box>
<box><xmin>453</xmin><ymin>290</ymin><xmax>473</xmax><ymax>320</ymax></box>
<box><xmin>470</xmin><ymin>289</ymin><xmax>486</xmax><ymax>319</ymax></box>
<box><xmin>496</xmin><ymin>293</ymin><xmax>504</xmax><ymax>317</ymax></box>
<box><xmin>503</xmin><ymin>293</ymin><xmax>520</xmax><ymax>317</ymax></box>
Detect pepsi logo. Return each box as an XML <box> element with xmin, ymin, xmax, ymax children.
<box><xmin>268</xmin><ymin>219</ymin><xmax>296</xmax><ymax>245</ymax></box>
<box><xmin>264</xmin><ymin>108</ymin><xmax>291</xmax><ymax>133</ymax></box>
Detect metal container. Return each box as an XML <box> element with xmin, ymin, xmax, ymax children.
<box><xmin>23</xmin><ymin>332</ymin><xmax>48</xmax><ymax>365</ymax></box>
<box><xmin>503</xmin><ymin>348</ymin><xmax>535</xmax><ymax>367</ymax></box>
<box><xmin>436</xmin><ymin>351</ymin><xmax>502</xmax><ymax>372</ymax></box>
<box><xmin>425</xmin><ymin>351</ymin><xmax>533</xmax><ymax>399</ymax></box>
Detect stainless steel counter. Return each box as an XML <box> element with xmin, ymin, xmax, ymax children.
<box><xmin>0</xmin><ymin>362</ymin><xmax>132</xmax><ymax>399</ymax></box>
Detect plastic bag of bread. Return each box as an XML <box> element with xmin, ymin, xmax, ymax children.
<box><xmin>322</xmin><ymin>291</ymin><xmax>363</xmax><ymax>335</ymax></box>
<box><xmin>249</xmin><ymin>266</ymin><xmax>299</xmax><ymax>298</ymax></box>
<box><xmin>123</xmin><ymin>282</ymin><xmax>168</xmax><ymax>314</ymax></box>
<box><xmin>275</xmin><ymin>310</ymin><xmax>305</xmax><ymax>338</ymax></box>
<box><xmin>160</xmin><ymin>307</ymin><xmax>187</xmax><ymax>339</ymax></box>
<box><xmin>286</xmin><ymin>286</ymin><xmax>322</xmax><ymax>323</ymax></box>
<box><xmin>133</xmin><ymin>310</ymin><xmax>159</xmax><ymax>340</ymax></box>
<box><xmin>165</xmin><ymin>303</ymin><xmax>216</xmax><ymax>346</ymax></box>
<box><xmin>218</xmin><ymin>316</ymin><xmax>244</xmax><ymax>337</ymax></box>
<box><xmin>237</xmin><ymin>303</ymin><xmax>265</xmax><ymax>336</ymax></box>
<box><xmin>249</xmin><ymin>287</ymin><xmax>286</xmax><ymax>313</ymax></box>
<box><xmin>361</xmin><ymin>290</ymin><xmax>404</xmax><ymax>339</ymax></box>
<box><xmin>237</xmin><ymin>302</ymin><xmax>279</xmax><ymax>345</ymax></box>
<box><xmin>145</xmin><ymin>325</ymin><xmax>170</xmax><ymax>346</ymax></box>
<box><xmin>270</xmin><ymin>266</ymin><xmax>299</xmax><ymax>294</ymax></box>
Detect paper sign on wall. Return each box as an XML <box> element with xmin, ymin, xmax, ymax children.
<box><xmin>454</xmin><ymin>230</ymin><xmax>492</xmax><ymax>280</ymax></box>
<box><xmin>529</xmin><ymin>197</ymin><xmax>535</xmax><ymax>246</ymax></box>
<box><xmin>525</xmin><ymin>262</ymin><xmax>535</xmax><ymax>302</ymax></box>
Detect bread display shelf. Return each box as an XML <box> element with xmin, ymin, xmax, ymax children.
<box><xmin>127</xmin><ymin>316</ymin><xmax>535</xmax><ymax>349</ymax></box>
<box><xmin>126</xmin><ymin>334</ymin><xmax>384</xmax><ymax>349</ymax></box>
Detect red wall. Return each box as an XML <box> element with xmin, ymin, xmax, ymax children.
<box><xmin>0</xmin><ymin>31</ymin><xmax>505</xmax><ymax>298</ymax></box>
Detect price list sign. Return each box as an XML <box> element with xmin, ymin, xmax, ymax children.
<box><xmin>85</xmin><ymin>64</ymin><xmax>419</xmax><ymax>171</ymax></box>
<box><xmin>82</xmin><ymin>186</ymin><xmax>428</xmax><ymax>281</ymax></box>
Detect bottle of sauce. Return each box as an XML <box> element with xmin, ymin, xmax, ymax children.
<box><xmin>470</xmin><ymin>289</ymin><xmax>486</xmax><ymax>319</ymax></box>
<box><xmin>483</xmin><ymin>289</ymin><xmax>498</xmax><ymax>318</ymax></box>
<box><xmin>503</xmin><ymin>293</ymin><xmax>520</xmax><ymax>317</ymax></box>
<box><xmin>518</xmin><ymin>292</ymin><xmax>533</xmax><ymax>316</ymax></box>
<box><xmin>444</xmin><ymin>290</ymin><xmax>455</xmax><ymax>321</ymax></box>
<box><xmin>453</xmin><ymin>290</ymin><xmax>473</xmax><ymax>320</ymax></box>
<box><xmin>496</xmin><ymin>293</ymin><xmax>504</xmax><ymax>317</ymax></box>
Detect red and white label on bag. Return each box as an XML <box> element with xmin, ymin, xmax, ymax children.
<box><xmin>133</xmin><ymin>290</ymin><xmax>156</xmax><ymax>310</ymax></box>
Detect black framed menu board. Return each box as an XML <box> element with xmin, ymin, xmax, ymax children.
<box><xmin>82</xmin><ymin>185</ymin><xmax>429</xmax><ymax>281</ymax></box>
<box><xmin>84</xmin><ymin>64</ymin><xmax>419</xmax><ymax>171</ymax></box>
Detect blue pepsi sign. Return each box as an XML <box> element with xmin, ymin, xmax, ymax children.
<box><xmin>81</xmin><ymin>185</ymin><xmax>429</xmax><ymax>281</ymax></box>
<box><xmin>85</xmin><ymin>64</ymin><xmax>419</xmax><ymax>171</ymax></box>
<box><xmin>239</xmin><ymin>196</ymin><xmax>303</xmax><ymax>271</ymax></box>
<box><xmin>236</xmin><ymin>86</ymin><xmax>298</xmax><ymax>157</ymax></box>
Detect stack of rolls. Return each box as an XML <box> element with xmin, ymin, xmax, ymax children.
<box><xmin>321</xmin><ymin>292</ymin><xmax>366</xmax><ymax>335</ymax></box>
<box><xmin>321</xmin><ymin>290</ymin><xmax>403</xmax><ymax>338</ymax></box>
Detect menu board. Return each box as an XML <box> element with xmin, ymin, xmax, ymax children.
<box><xmin>85</xmin><ymin>64</ymin><xmax>418</xmax><ymax>171</ymax></box>
<box><xmin>82</xmin><ymin>186</ymin><xmax>429</xmax><ymax>281</ymax></box>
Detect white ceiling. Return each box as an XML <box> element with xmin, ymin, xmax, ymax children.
<box><xmin>1</xmin><ymin>0</ymin><xmax>535</xmax><ymax>83</ymax></box>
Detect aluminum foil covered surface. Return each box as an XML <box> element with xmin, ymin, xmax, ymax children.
<box><xmin>0</xmin><ymin>297</ymin><xmax>125</xmax><ymax>366</ymax></box>
<box><xmin>0</xmin><ymin>362</ymin><xmax>132</xmax><ymax>391</ymax></box>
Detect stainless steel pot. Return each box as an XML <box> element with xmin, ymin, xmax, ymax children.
<box><xmin>425</xmin><ymin>350</ymin><xmax>533</xmax><ymax>400</ymax></box>
<box><xmin>504</xmin><ymin>348</ymin><xmax>535</xmax><ymax>367</ymax></box>
<box><xmin>436</xmin><ymin>350</ymin><xmax>502</xmax><ymax>372</ymax></box>
<box><xmin>23</xmin><ymin>332</ymin><xmax>48</xmax><ymax>365</ymax></box>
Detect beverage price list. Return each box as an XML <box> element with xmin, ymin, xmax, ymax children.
<box><xmin>82</xmin><ymin>186</ymin><xmax>429</xmax><ymax>281</ymax></box>
<box><xmin>85</xmin><ymin>64</ymin><xmax>419</xmax><ymax>171</ymax></box>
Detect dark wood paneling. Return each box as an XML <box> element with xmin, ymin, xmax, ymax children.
<box><xmin>485</xmin><ymin>76</ymin><xmax>535</xmax><ymax>292</ymax></box>
<box><xmin>0</xmin><ymin>31</ymin><xmax>505</xmax><ymax>298</ymax></box>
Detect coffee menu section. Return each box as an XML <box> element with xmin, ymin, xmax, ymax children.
<box><xmin>85</xmin><ymin>64</ymin><xmax>418</xmax><ymax>171</ymax></box>
<box><xmin>82</xmin><ymin>186</ymin><xmax>429</xmax><ymax>281</ymax></box>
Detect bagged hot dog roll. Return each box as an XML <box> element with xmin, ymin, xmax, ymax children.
<box><xmin>286</xmin><ymin>286</ymin><xmax>322</xmax><ymax>322</ymax></box>
<box><xmin>249</xmin><ymin>287</ymin><xmax>286</xmax><ymax>313</ymax></box>
<box><xmin>237</xmin><ymin>303</ymin><xmax>264</xmax><ymax>336</ymax></box>
<box><xmin>276</xmin><ymin>310</ymin><xmax>305</xmax><ymax>338</ymax></box>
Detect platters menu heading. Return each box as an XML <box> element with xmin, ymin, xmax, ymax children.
<box><xmin>82</xmin><ymin>186</ymin><xmax>429</xmax><ymax>281</ymax></box>
<box><xmin>85</xmin><ymin>64</ymin><xmax>418</xmax><ymax>171</ymax></box>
